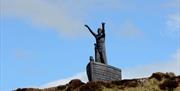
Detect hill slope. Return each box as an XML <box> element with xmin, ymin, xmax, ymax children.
<box><xmin>15</xmin><ymin>72</ymin><xmax>180</xmax><ymax>91</ymax></box>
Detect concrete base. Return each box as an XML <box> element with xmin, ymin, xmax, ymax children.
<box><xmin>86</xmin><ymin>61</ymin><xmax>122</xmax><ymax>81</ymax></box>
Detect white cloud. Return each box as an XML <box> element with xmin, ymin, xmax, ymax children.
<box><xmin>167</xmin><ymin>13</ymin><xmax>180</xmax><ymax>32</ymax></box>
<box><xmin>1</xmin><ymin>0</ymin><xmax>131</xmax><ymax>38</ymax></box>
<box><xmin>161</xmin><ymin>13</ymin><xmax>180</xmax><ymax>38</ymax></box>
<box><xmin>14</xmin><ymin>48</ymin><xmax>32</xmax><ymax>60</ymax></box>
<box><xmin>2</xmin><ymin>0</ymin><xmax>87</xmax><ymax>37</ymax></box>
<box><xmin>39</xmin><ymin>72</ymin><xmax>88</xmax><ymax>88</ymax></box>
<box><xmin>161</xmin><ymin>0</ymin><xmax>180</xmax><ymax>9</ymax></box>
<box><xmin>123</xmin><ymin>49</ymin><xmax>180</xmax><ymax>79</ymax></box>
<box><xmin>116</xmin><ymin>20</ymin><xmax>143</xmax><ymax>38</ymax></box>
<box><xmin>159</xmin><ymin>0</ymin><xmax>180</xmax><ymax>38</ymax></box>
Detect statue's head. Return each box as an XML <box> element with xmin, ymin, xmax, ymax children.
<box><xmin>97</xmin><ymin>28</ymin><xmax>102</xmax><ymax>34</ymax></box>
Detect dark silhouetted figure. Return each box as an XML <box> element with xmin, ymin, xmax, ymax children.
<box><xmin>85</xmin><ymin>22</ymin><xmax>107</xmax><ymax>64</ymax></box>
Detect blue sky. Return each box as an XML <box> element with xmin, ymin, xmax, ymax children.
<box><xmin>1</xmin><ymin>0</ymin><xmax>180</xmax><ymax>91</ymax></box>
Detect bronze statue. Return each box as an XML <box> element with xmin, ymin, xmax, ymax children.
<box><xmin>85</xmin><ymin>22</ymin><xmax>107</xmax><ymax>64</ymax></box>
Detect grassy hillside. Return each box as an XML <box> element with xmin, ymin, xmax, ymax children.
<box><xmin>15</xmin><ymin>72</ymin><xmax>180</xmax><ymax>91</ymax></box>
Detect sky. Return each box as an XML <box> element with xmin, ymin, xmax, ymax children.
<box><xmin>0</xmin><ymin>0</ymin><xmax>180</xmax><ymax>91</ymax></box>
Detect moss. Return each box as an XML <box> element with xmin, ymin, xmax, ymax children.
<box><xmin>159</xmin><ymin>79</ymin><xmax>178</xmax><ymax>91</ymax></box>
<box><xmin>14</xmin><ymin>72</ymin><xmax>180</xmax><ymax>91</ymax></box>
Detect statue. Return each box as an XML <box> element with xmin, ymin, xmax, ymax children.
<box><xmin>84</xmin><ymin>22</ymin><xmax>107</xmax><ymax>64</ymax></box>
<box><xmin>85</xmin><ymin>22</ymin><xmax>122</xmax><ymax>81</ymax></box>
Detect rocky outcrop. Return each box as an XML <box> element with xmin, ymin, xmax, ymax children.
<box><xmin>14</xmin><ymin>72</ymin><xmax>180</xmax><ymax>91</ymax></box>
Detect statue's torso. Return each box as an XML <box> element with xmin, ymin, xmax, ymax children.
<box><xmin>96</xmin><ymin>34</ymin><xmax>105</xmax><ymax>48</ymax></box>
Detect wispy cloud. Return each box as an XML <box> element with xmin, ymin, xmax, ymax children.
<box><xmin>2</xmin><ymin>0</ymin><xmax>86</xmax><ymax>37</ymax></box>
<box><xmin>2</xmin><ymin>0</ymin><xmax>131</xmax><ymax>38</ymax></box>
<box><xmin>160</xmin><ymin>0</ymin><xmax>180</xmax><ymax>38</ymax></box>
<box><xmin>14</xmin><ymin>48</ymin><xmax>32</xmax><ymax>60</ymax></box>
<box><xmin>123</xmin><ymin>48</ymin><xmax>180</xmax><ymax>79</ymax></box>
<box><xmin>160</xmin><ymin>0</ymin><xmax>180</xmax><ymax>9</ymax></box>
<box><xmin>39</xmin><ymin>72</ymin><xmax>87</xmax><ymax>88</ymax></box>
<box><xmin>161</xmin><ymin>14</ymin><xmax>180</xmax><ymax>38</ymax></box>
<box><xmin>112</xmin><ymin>20</ymin><xmax>143</xmax><ymax>38</ymax></box>
<box><xmin>167</xmin><ymin>13</ymin><xmax>180</xmax><ymax>32</ymax></box>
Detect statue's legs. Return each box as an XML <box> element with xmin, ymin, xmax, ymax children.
<box><xmin>99</xmin><ymin>50</ymin><xmax>107</xmax><ymax>64</ymax></box>
<box><xmin>103</xmin><ymin>45</ymin><xmax>107</xmax><ymax>64</ymax></box>
<box><xmin>95</xmin><ymin>43</ymin><xmax>108</xmax><ymax>64</ymax></box>
<box><xmin>98</xmin><ymin>44</ymin><xmax>107</xmax><ymax>64</ymax></box>
<box><xmin>94</xmin><ymin>44</ymin><xmax>101</xmax><ymax>63</ymax></box>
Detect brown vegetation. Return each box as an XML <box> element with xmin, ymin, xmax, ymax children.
<box><xmin>14</xmin><ymin>72</ymin><xmax>180</xmax><ymax>91</ymax></box>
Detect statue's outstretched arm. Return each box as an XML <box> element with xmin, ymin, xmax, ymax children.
<box><xmin>102</xmin><ymin>22</ymin><xmax>105</xmax><ymax>34</ymax></box>
<box><xmin>84</xmin><ymin>25</ymin><xmax>96</xmax><ymax>37</ymax></box>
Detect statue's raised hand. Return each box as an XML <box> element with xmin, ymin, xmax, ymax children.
<box><xmin>102</xmin><ymin>22</ymin><xmax>105</xmax><ymax>25</ymax></box>
<box><xmin>84</xmin><ymin>25</ymin><xmax>89</xmax><ymax>28</ymax></box>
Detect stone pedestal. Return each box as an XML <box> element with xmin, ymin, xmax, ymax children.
<box><xmin>86</xmin><ymin>61</ymin><xmax>121</xmax><ymax>81</ymax></box>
